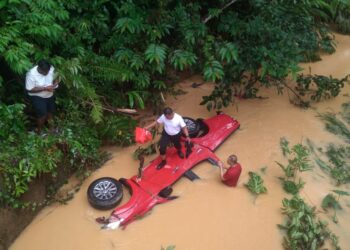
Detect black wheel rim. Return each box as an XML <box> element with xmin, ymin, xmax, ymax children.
<box><xmin>93</xmin><ymin>180</ymin><xmax>118</xmax><ymax>200</ymax></box>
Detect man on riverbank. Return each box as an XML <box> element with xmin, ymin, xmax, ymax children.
<box><xmin>144</xmin><ymin>107</ymin><xmax>191</xmax><ymax>169</ymax></box>
<box><xmin>25</xmin><ymin>59</ymin><xmax>59</xmax><ymax>132</ymax></box>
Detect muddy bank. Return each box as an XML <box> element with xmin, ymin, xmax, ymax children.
<box><xmin>0</xmin><ymin>161</ymin><xmax>97</xmax><ymax>250</ymax></box>
<box><xmin>9</xmin><ymin>33</ymin><xmax>350</xmax><ymax>250</ymax></box>
<box><xmin>0</xmin><ymin>178</ymin><xmax>48</xmax><ymax>250</ymax></box>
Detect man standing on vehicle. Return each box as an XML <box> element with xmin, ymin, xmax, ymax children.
<box><xmin>145</xmin><ymin>107</ymin><xmax>191</xmax><ymax>169</ymax></box>
<box><xmin>26</xmin><ymin>59</ymin><xmax>59</xmax><ymax>132</ymax></box>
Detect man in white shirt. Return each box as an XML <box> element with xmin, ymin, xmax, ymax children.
<box><xmin>25</xmin><ymin>60</ymin><xmax>59</xmax><ymax>132</ymax></box>
<box><xmin>145</xmin><ymin>107</ymin><xmax>191</xmax><ymax>169</ymax></box>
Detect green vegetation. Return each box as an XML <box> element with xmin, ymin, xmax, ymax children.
<box><xmin>329</xmin><ymin>0</ymin><xmax>350</xmax><ymax>34</ymax></box>
<box><xmin>133</xmin><ymin>143</ymin><xmax>157</xmax><ymax>160</ymax></box>
<box><xmin>341</xmin><ymin>102</ymin><xmax>350</xmax><ymax>123</ymax></box>
<box><xmin>291</xmin><ymin>74</ymin><xmax>349</xmax><ymax>108</ymax></box>
<box><xmin>277</xmin><ymin>139</ymin><xmax>341</xmax><ymax>249</ymax></box>
<box><xmin>277</xmin><ymin>101</ymin><xmax>350</xmax><ymax>248</ymax></box>
<box><xmin>0</xmin><ymin>103</ymin><xmax>106</xmax><ymax>208</ymax></box>
<box><xmin>307</xmin><ymin>102</ymin><xmax>350</xmax><ymax>185</ymax></box>
<box><xmin>161</xmin><ymin>246</ymin><xmax>176</xmax><ymax>250</ymax></box>
<box><xmin>1</xmin><ymin>1</ymin><xmax>350</xmax><ymax>207</ymax></box>
<box><xmin>277</xmin><ymin>138</ymin><xmax>312</xmax><ymax>195</ymax></box>
<box><xmin>319</xmin><ymin>113</ymin><xmax>350</xmax><ymax>142</ymax></box>
<box><xmin>278</xmin><ymin>196</ymin><xmax>340</xmax><ymax>250</ymax></box>
<box><xmin>245</xmin><ymin>171</ymin><xmax>267</xmax><ymax>195</ymax></box>
<box><xmin>322</xmin><ymin>190</ymin><xmax>350</xmax><ymax>223</ymax></box>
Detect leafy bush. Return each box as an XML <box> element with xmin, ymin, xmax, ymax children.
<box><xmin>277</xmin><ymin>138</ymin><xmax>312</xmax><ymax>195</ymax></box>
<box><xmin>97</xmin><ymin>115</ymin><xmax>137</xmax><ymax>146</ymax></box>
<box><xmin>278</xmin><ymin>196</ymin><xmax>340</xmax><ymax>250</ymax></box>
<box><xmin>329</xmin><ymin>0</ymin><xmax>350</xmax><ymax>34</ymax></box>
<box><xmin>281</xmin><ymin>179</ymin><xmax>305</xmax><ymax>196</ymax></box>
<box><xmin>322</xmin><ymin>190</ymin><xmax>350</xmax><ymax>224</ymax></box>
<box><xmin>200</xmin><ymin>0</ymin><xmax>340</xmax><ymax>110</ymax></box>
<box><xmin>0</xmin><ymin>103</ymin><xmax>26</xmax><ymax>137</ymax></box>
<box><xmin>277</xmin><ymin>141</ymin><xmax>312</xmax><ymax>179</ymax></box>
<box><xmin>0</xmin><ymin>0</ymin><xmax>349</xmax><ymax>208</ymax></box>
<box><xmin>321</xmin><ymin>190</ymin><xmax>349</xmax><ymax>224</ymax></box>
<box><xmin>291</xmin><ymin>74</ymin><xmax>349</xmax><ymax>107</ymax></box>
<box><xmin>319</xmin><ymin>113</ymin><xmax>350</xmax><ymax>142</ymax></box>
<box><xmin>245</xmin><ymin>171</ymin><xmax>267</xmax><ymax>195</ymax></box>
<box><xmin>322</xmin><ymin>193</ymin><xmax>342</xmax><ymax>211</ymax></box>
<box><xmin>325</xmin><ymin>143</ymin><xmax>350</xmax><ymax>185</ymax></box>
<box><xmin>307</xmin><ymin>141</ymin><xmax>350</xmax><ymax>185</ymax></box>
<box><xmin>0</xmin><ymin>103</ymin><xmax>104</xmax><ymax>207</ymax></box>
<box><xmin>316</xmin><ymin>104</ymin><xmax>350</xmax><ymax>185</ymax></box>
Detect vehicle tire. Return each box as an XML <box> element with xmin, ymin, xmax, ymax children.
<box><xmin>87</xmin><ymin>177</ymin><xmax>123</xmax><ymax>210</ymax></box>
<box><xmin>159</xmin><ymin>186</ymin><xmax>173</xmax><ymax>198</ymax></box>
<box><xmin>195</xmin><ymin>118</ymin><xmax>209</xmax><ymax>137</ymax></box>
<box><xmin>183</xmin><ymin>117</ymin><xmax>200</xmax><ymax>138</ymax></box>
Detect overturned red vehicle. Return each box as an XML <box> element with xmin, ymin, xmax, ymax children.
<box><xmin>87</xmin><ymin>113</ymin><xmax>240</xmax><ymax>229</ymax></box>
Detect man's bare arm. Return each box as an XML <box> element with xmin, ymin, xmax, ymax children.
<box><xmin>182</xmin><ymin>126</ymin><xmax>190</xmax><ymax>138</ymax></box>
<box><xmin>144</xmin><ymin>121</ymin><xmax>158</xmax><ymax>130</ymax></box>
<box><xmin>28</xmin><ymin>85</ymin><xmax>56</xmax><ymax>93</ymax></box>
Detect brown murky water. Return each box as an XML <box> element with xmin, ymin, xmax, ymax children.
<box><xmin>11</xmin><ymin>34</ymin><xmax>350</xmax><ymax>250</ymax></box>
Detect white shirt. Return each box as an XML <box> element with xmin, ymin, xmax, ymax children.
<box><xmin>25</xmin><ymin>65</ymin><xmax>55</xmax><ymax>98</ymax></box>
<box><xmin>157</xmin><ymin>113</ymin><xmax>186</xmax><ymax>135</ymax></box>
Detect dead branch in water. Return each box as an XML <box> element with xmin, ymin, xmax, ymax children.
<box><xmin>85</xmin><ymin>101</ymin><xmax>138</xmax><ymax>115</ymax></box>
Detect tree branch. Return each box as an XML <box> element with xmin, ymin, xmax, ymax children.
<box><xmin>84</xmin><ymin>101</ymin><xmax>137</xmax><ymax>115</ymax></box>
<box><xmin>203</xmin><ymin>0</ymin><xmax>239</xmax><ymax>24</ymax></box>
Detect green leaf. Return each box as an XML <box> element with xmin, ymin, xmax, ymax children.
<box><xmin>218</xmin><ymin>42</ymin><xmax>238</xmax><ymax>63</ymax></box>
<box><xmin>126</xmin><ymin>91</ymin><xmax>145</xmax><ymax>109</ymax></box>
<box><xmin>170</xmin><ymin>50</ymin><xmax>197</xmax><ymax>71</ymax></box>
<box><xmin>245</xmin><ymin>171</ymin><xmax>267</xmax><ymax>195</ymax></box>
<box><xmin>145</xmin><ymin>44</ymin><xmax>167</xmax><ymax>73</ymax></box>
<box><xmin>115</xmin><ymin>17</ymin><xmax>141</xmax><ymax>34</ymax></box>
<box><xmin>280</xmin><ymin>137</ymin><xmax>290</xmax><ymax>156</ymax></box>
<box><xmin>322</xmin><ymin>194</ymin><xmax>341</xmax><ymax>210</ymax></box>
<box><xmin>115</xmin><ymin>48</ymin><xmax>133</xmax><ymax>63</ymax></box>
<box><xmin>203</xmin><ymin>60</ymin><xmax>224</xmax><ymax>82</ymax></box>
<box><xmin>332</xmin><ymin>190</ymin><xmax>350</xmax><ymax>196</ymax></box>
<box><xmin>90</xmin><ymin>106</ymin><xmax>102</xmax><ymax>124</ymax></box>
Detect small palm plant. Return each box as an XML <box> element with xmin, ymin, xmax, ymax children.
<box><xmin>277</xmin><ymin>138</ymin><xmax>312</xmax><ymax>195</ymax></box>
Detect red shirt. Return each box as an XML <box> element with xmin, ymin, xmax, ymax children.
<box><xmin>222</xmin><ymin>163</ymin><xmax>242</xmax><ymax>187</ymax></box>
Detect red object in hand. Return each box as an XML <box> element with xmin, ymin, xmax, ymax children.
<box><xmin>135</xmin><ymin>127</ymin><xmax>152</xmax><ymax>144</ymax></box>
<box><xmin>222</xmin><ymin>163</ymin><xmax>242</xmax><ymax>187</ymax></box>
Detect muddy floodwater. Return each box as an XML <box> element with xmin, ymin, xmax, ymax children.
<box><xmin>11</xmin><ymin>34</ymin><xmax>350</xmax><ymax>250</ymax></box>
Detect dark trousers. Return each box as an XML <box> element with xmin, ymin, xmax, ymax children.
<box><xmin>159</xmin><ymin>130</ymin><xmax>182</xmax><ymax>155</ymax></box>
<box><xmin>30</xmin><ymin>95</ymin><xmax>56</xmax><ymax>118</ymax></box>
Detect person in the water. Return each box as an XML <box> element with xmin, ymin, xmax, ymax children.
<box><xmin>218</xmin><ymin>154</ymin><xmax>242</xmax><ymax>187</ymax></box>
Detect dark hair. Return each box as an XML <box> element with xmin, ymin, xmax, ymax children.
<box><xmin>38</xmin><ymin>59</ymin><xmax>51</xmax><ymax>72</ymax></box>
<box><xmin>163</xmin><ymin>107</ymin><xmax>173</xmax><ymax>115</ymax></box>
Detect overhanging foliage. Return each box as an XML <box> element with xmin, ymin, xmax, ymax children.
<box><xmin>1</xmin><ymin>0</ymin><xmax>349</xmax><ymax>207</ymax></box>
